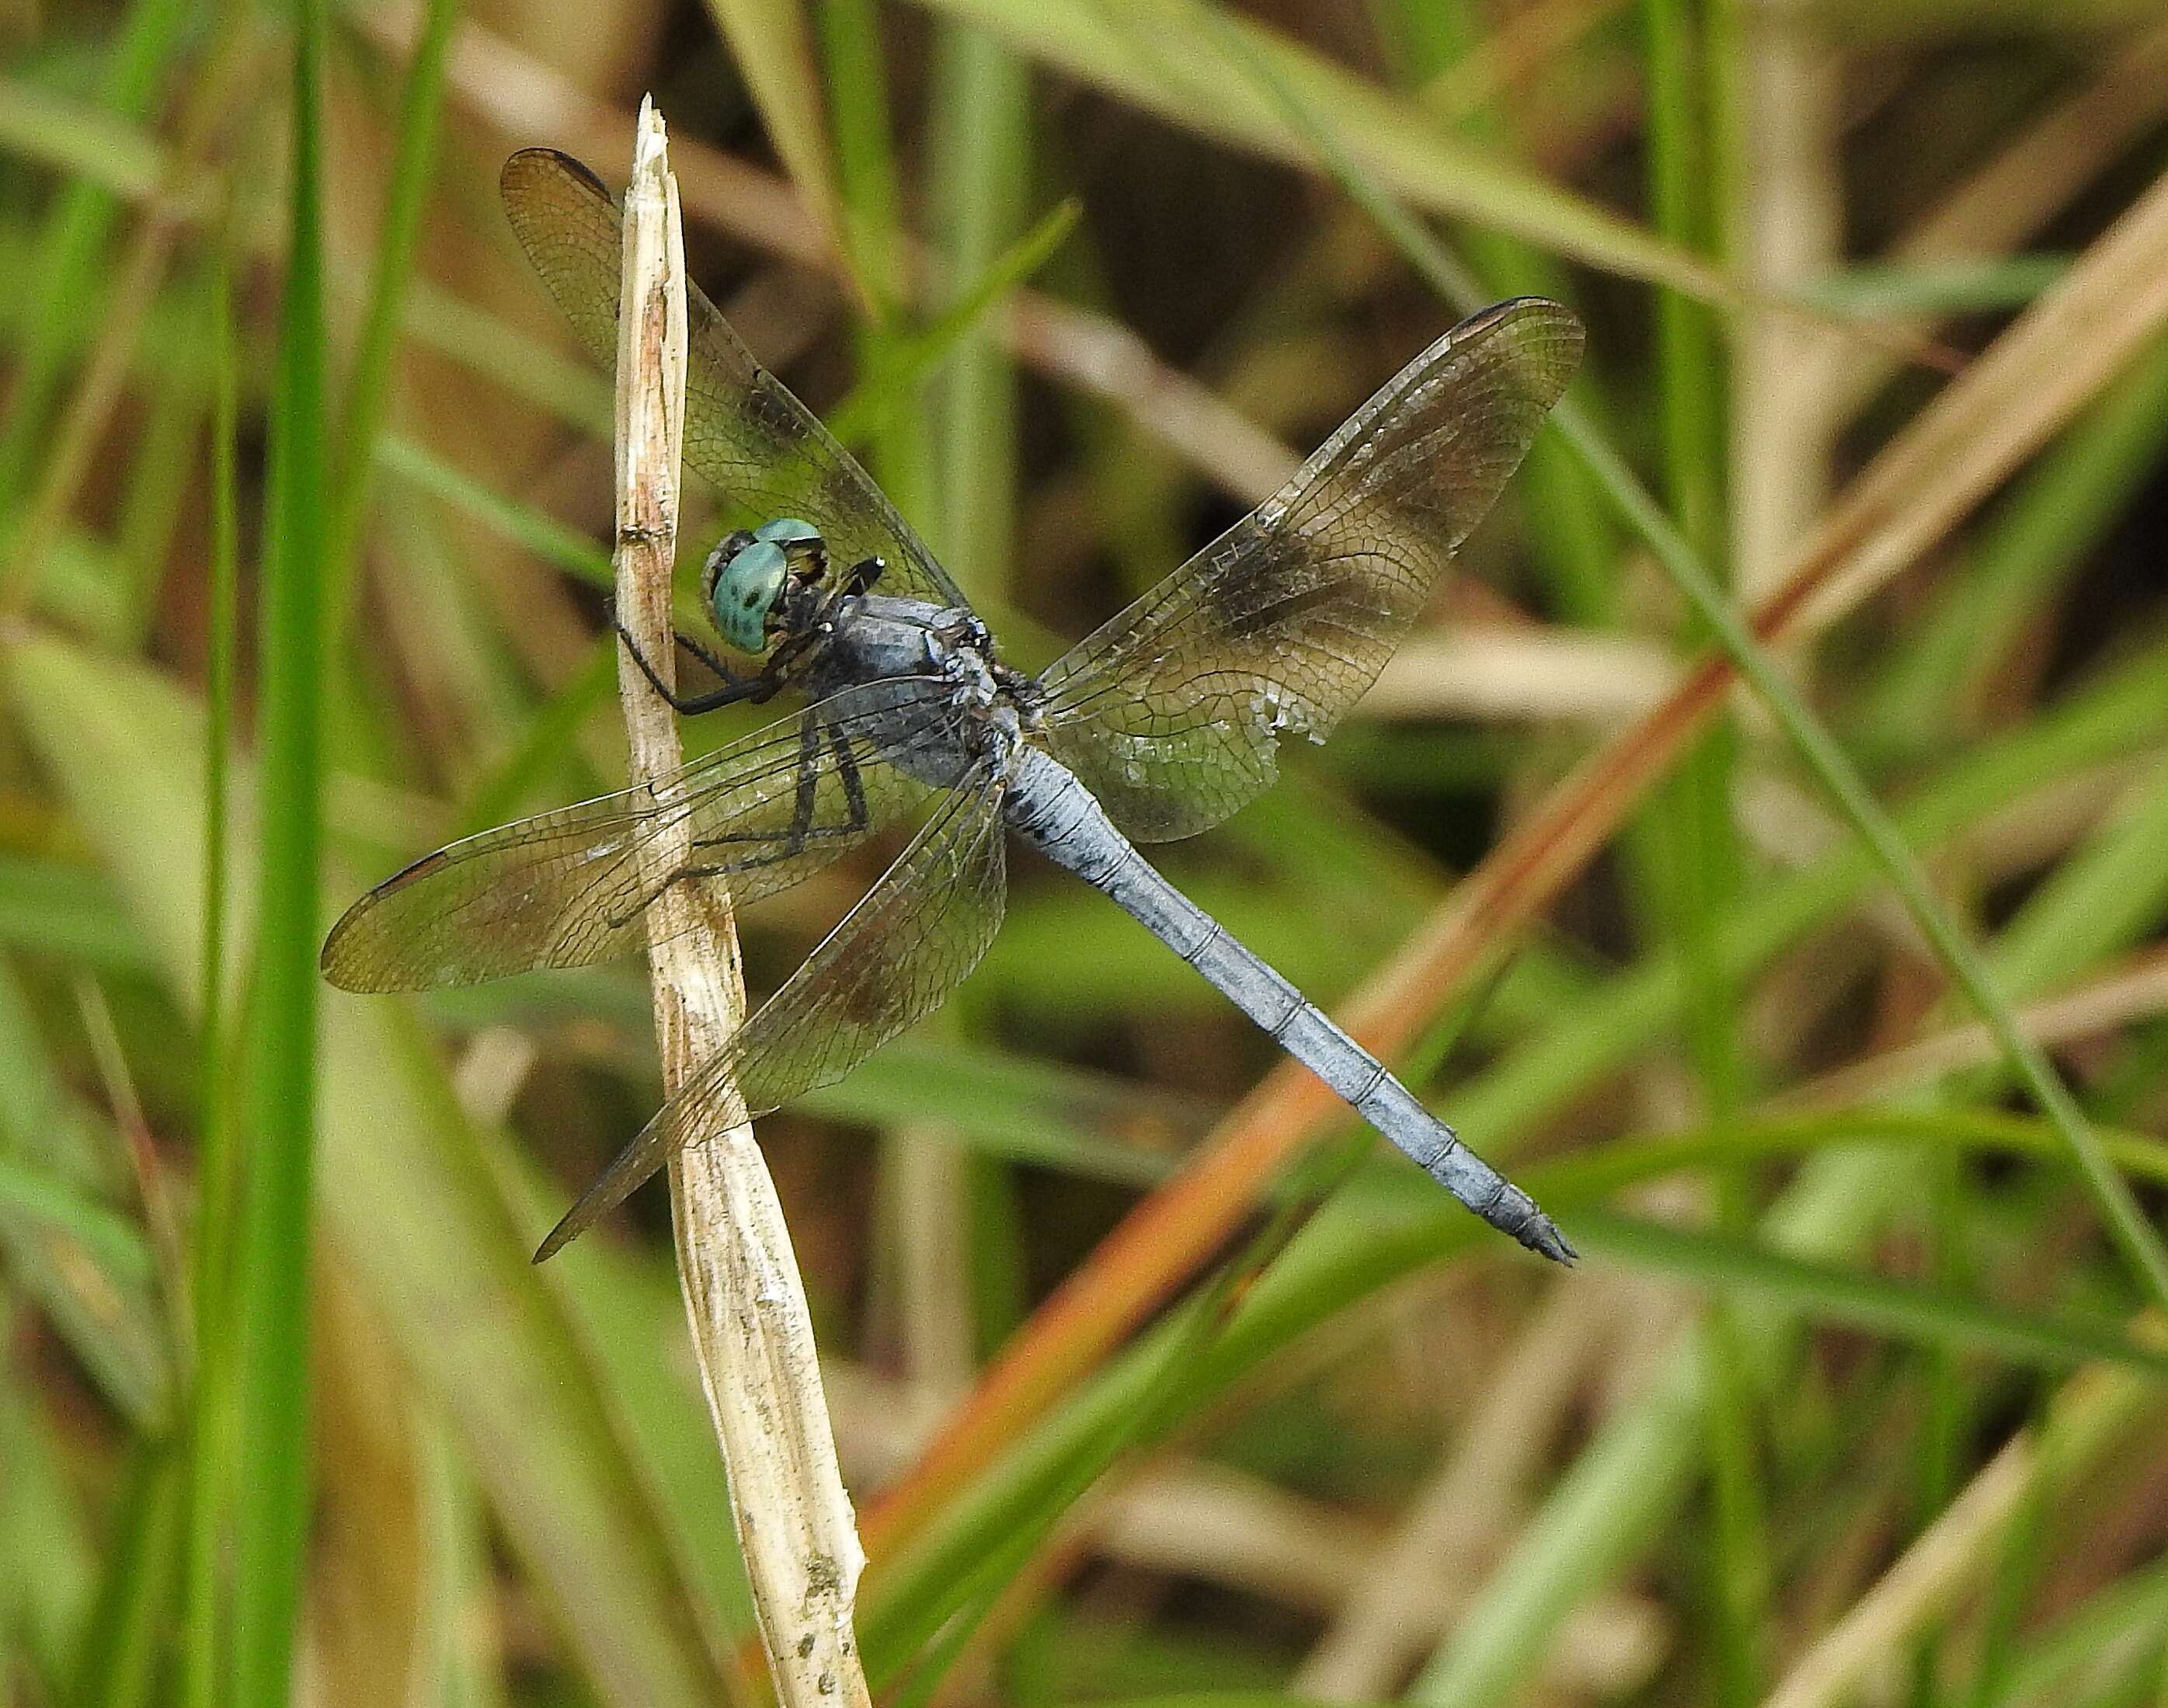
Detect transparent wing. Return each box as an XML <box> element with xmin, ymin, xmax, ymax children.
<box><xmin>534</xmin><ymin>767</ymin><xmax>1010</xmax><ymax>1259</ymax></box>
<box><xmin>499</xmin><ymin>148</ymin><xmax>969</xmax><ymax>614</ymax></box>
<box><xmin>322</xmin><ymin>679</ymin><xmax>971</xmax><ymax>992</ymax></box>
<box><xmin>1039</xmin><ymin>299</ymin><xmax>1582</xmax><ymax>841</ymax></box>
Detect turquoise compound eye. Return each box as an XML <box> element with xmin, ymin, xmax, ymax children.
<box><xmin>710</xmin><ymin>539</ymin><xmax>788</xmax><ymax>653</ymax></box>
<box><xmin>753</xmin><ymin>517</ymin><xmax>821</xmax><ymax>548</ymax></box>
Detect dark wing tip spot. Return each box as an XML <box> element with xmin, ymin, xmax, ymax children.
<box><xmin>503</xmin><ymin>147</ymin><xmax>611</xmax><ymax>203</ymax></box>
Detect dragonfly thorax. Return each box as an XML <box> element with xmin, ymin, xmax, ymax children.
<box><xmin>702</xmin><ymin>517</ymin><xmax>826</xmax><ymax>652</ymax></box>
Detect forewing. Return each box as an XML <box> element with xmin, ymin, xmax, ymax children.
<box><xmin>499</xmin><ymin>149</ymin><xmax>969</xmax><ymax>614</ymax></box>
<box><xmin>1039</xmin><ymin>299</ymin><xmax>1582</xmax><ymax>840</ymax></box>
<box><xmin>321</xmin><ymin>680</ymin><xmax>967</xmax><ymax>992</ymax></box>
<box><xmin>533</xmin><ymin>768</ymin><xmax>1010</xmax><ymax>1259</ymax></box>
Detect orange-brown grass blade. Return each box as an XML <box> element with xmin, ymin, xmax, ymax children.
<box><xmin>859</xmin><ymin>160</ymin><xmax>2168</xmax><ymax>1567</ymax></box>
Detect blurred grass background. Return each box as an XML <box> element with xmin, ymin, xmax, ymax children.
<box><xmin>4</xmin><ymin>0</ymin><xmax>2168</xmax><ymax>1704</ymax></box>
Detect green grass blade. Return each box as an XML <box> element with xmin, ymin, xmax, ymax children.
<box><xmin>8</xmin><ymin>635</ymin><xmax>744</xmax><ymax>1706</ymax></box>
<box><xmin>0</xmin><ymin>957</ymin><xmax>169</xmax><ymax>1427</ymax></box>
<box><xmin>1197</xmin><ymin>0</ymin><xmax>2168</xmax><ymax>1317</ymax></box>
<box><xmin>818</xmin><ymin>0</ymin><xmax>935</xmax><ymax>523</ymax></box>
<box><xmin>1637</xmin><ymin>4</ymin><xmax>1760</xmax><ymax>1693</ymax></box>
<box><xmin>1568</xmin><ymin>1208</ymin><xmax>2168</xmax><ymax>1373</ymax></box>
<box><xmin>0</xmin><ymin>0</ymin><xmax>193</xmax><ymax>512</ymax></box>
<box><xmin>819</xmin><ymin>0</ymin><xmax>913</xmax><ymax>317</ymax></box>
<box><xmin>453</xmin><ymin>638</ymin><xmax>620</xmax><ymax>836</ymax></box>
<box><xmin>0</xmin><ymin>854</ymin><xmax>157</xmax><ymax>971</ymax></box>
<box><xmin>701</xmin><ymin>0</ymin><xmax>847</xmax><ymax>260</ymax></box>
<box><xmin>908</xmin><ymin>0</ymin><xmax>1726</xmax><ymax>298</ymax></box>
<box><xmin>1862</xmin><ymin>332</ymin><xmax>2168</xmax><ymax>756</ymax></box>
<box><xmin>1800</xmin><ymin>255</ymin><xmax>2072</xmax><ymax>316</ymax></box>
<box><xmin>0</xmin><ymin>1153</ymin><xmax>151</xmax><ymax>1279</ymax></box>
<box><xmin>1400</xmin><ymin>0</ymin><xmax>1615</xmax><ymax>624</ymax></box>
<box><xmin>183</xmin><ymin>200</ymin><xmax>242</xmax><ymax>1708</ymax></box>
<box><xmin>1554</xmin><ymin>410</ymin><xmax>2168</xmax><ymax>1312</ymax></box>
<box><xmin>0</xmin><ymin>77</ymin><xmax>171</xmax><ymax>200</ymax></box>
<box><xmin>325</xmin><ymin>0</ymin><xmax>459</xmax><ymax>624</ymax></box>
<box><xmin>920</xmin><ymin>20</ymin><xmax>1032</xmax><ymax>597</ymax></box>
<box><xmin>375</xmin><ymin>436</ymin><xmax>614</xmax><ymax>584</ymax></box>
<box><xmin>75</xmin><ymin>1449</ymin><xmax>184</xmax><ymax>1708</ymax></box>
<box><xmin>230</xmin><ymin>4</ymin><xmax>331</xmax><ymax>1697</ymax></box>
<box><xmin>1977</xmin><ymin>1560</ymin><xmax>2168</xmax><ymax>1708</ymax></box>
<box><xmin>822</xmin><ymin>198</ymin><xmax>1079</xmax><ymax>460</ymax></box>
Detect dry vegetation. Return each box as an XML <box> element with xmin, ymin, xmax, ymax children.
<box><xmin>2</xmin><ymin>1</ymin><xmax>2168</xmax><ymax>1705</ymax></box>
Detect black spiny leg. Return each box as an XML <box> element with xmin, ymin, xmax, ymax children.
<box><xmin>673</xmin><ymin>631</ymin><xmax>741</xmax><ymax>684</ymax></box>
<box><xmin>602</xmin><ymin>713</ymin><xmax>877</xmax><ymax>931</ymax></box>
<box><xmin>615</xmin><ymin>620</ymin><xmax>778</xmax><ymax>715</ymax></box>
<box><xmin>681</xmin><ymin>710</ymin><xmax>873</xmax><ymax>867</ymax></box>
<box><xmin>825</xmin><ymin>715</ymin><xmax>871</xmax><ymax>830</ymax></box>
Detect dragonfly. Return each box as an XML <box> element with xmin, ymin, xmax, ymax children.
<box><xmin>323</xmin><ymin>148</ymin><xmax>1583</xmax><ymax>1266</ymax></box>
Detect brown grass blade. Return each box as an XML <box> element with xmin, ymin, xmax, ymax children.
<box><xmin>860</xmin><ymin>159</ymin><xmax>2168</xmax><ymax>1563</ymax></box>
<box><xmin>608</xmin><ymin>103</ymin><xmax>872</xmax><ymax>1708</ymax></box>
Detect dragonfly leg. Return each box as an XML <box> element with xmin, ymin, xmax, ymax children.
<box><xmin>826</xmin><ymin>715</ymin><xmax>872</xmax><ymax>827</ymax></box>
<box><xmin>681</xmin><ymin>711</ymin><xmax>873</xmax><ymax>860</ymax></box>
<box><xmin>614</xmin><ymin>619</ymin><xmax>778</xmax><ymax>714</ymax></box>
<box><xmin>602</xmin><ymin>715</ymin><xmax>878</xmax><ymax>931</ymax></box>
<box><xmin>673</xmin><ymin>631</ymin><xmax>740</xmax><ymax>684</ymax></box>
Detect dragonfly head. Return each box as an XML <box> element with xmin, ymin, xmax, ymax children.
<box><xmin>702</xmin><ymin>518</ymin><xmax>827</xmax><ymax>652</ymax></box>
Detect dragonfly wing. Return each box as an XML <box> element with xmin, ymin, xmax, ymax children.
<box><xmin>1038</xmin><ymin>299</ymin><xmax>1582</xmax><ymax>841</ymax></box>
<box><xmin>499</xmin><ymin>148</ymin><xmax>970</xmax><ymax>614</ymax></box>
<box><xmin>534</xmin><ymin>765</ymin><xmax>1010</xmax><ymax>1259</ymax></box>
<box><xmin>321</xmin><ymin>679</ymin><xmax>969</xmax><ymax>992</ymax></box>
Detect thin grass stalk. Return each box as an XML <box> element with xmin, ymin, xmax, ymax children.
<box><xmin>364</xmin><ymin>8</ymin><xmax>1300</xmax><ymax>503</ymax></box>
<box><xmin>1644</xmin><ymin>2</ymin><xmax>1762</xmax><ymax>1695</ymax></box>
<box><xmin>1177</xmin><ymin>5</ymin><xmax>2168</xmax><ymax>1312</ymax></box>
<box><xmin>228</xmin><ymin>0</ymin><xmax>329</xmax><ymax>1696</ymax></box>
<box><xmin>324</xmin><ymin>0</ymin><xmax>458</xmax><ymax>624</ymax></box>
<box><xmin>924</xmin><ymin>22</ymin><xmax>1028</xmax><ymax>600</ymax></box>
<box><xmin>181</xmin><ymin>190</ymin><xmax>242</xmax><ymax>1708</ymax></box>
<box><xmin>817</xmin><ymin>0</ymin><xmax>934</xmax><ymax>522</ymax></box>
<box><xmin>1556</xmin><ymin>402</ymin><xmax>2168</xmax><ymax>1310</ymax></box>
<box><xmin>847</xmin><ymin>1087</ymin><xmax>2168</xmax><ymax>1675</ymax></box>
<box><xmin>896</xmin><ymin>0</ymin><xmax>1033</xmax><ymax>1459</ymax></box>
<box><xmin>1411</xmin><ymin>0</ymin><xmax>1614</xmax><ymax>624</ymax></box>
<box><xmin>0</xmin><ymin>22</ymin><xmax>260</xmax><ymax>615</ymax></box>
<box><xmin>80</xmin><ymin>1450</ymin><xmax>185</xmax><ymax>1708</ymax></box>
<box><xmin>858</xmin><ymin>21</ymin><xmax>2168</xmax><ymax>1572</ymax></box>
<box><xmin>0</xmin><ymin>0</ymin><xmax>193</xmax><ymax>514</ymax></box>
<box><xmin>608</xmin><ymin>103</ymin><xmax>871</xmax><ymax>1708</ymax></box>
<box><xmin>1758</xmin><ymin>1355</ymin><xmax>2163</xmax><ymax>1708</ymax></box>
<box><xmin>696</xmin><ymin>0</ymin><xmax>847</xmax><ymax>274</ymax></box>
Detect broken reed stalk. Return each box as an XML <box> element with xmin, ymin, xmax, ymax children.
<box><xmin>609</xmin><ymin>100</ymin><xmax>872</xmax><ymax>1708</ymax></box>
